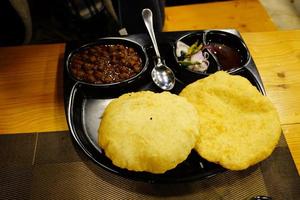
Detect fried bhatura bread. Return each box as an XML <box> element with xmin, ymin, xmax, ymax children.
<box><xmin>180</xmin><ymin>71</ymin><xmax>281</xmax><ymax>170</ymax></box>
<box><xmin>98</xmin><ymin>91</ymin><xmax>200</xmax><ymax>174</ymax></box>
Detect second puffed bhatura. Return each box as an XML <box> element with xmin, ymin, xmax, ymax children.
<box><xmin>180</xmin><ymin>71</ymin><xmax>281</xmax><ymax>170</ymax></box>
<box><xmin>98</xmin><ymin>91</ymin><xmax>200</xmax><ymax>174</ymax></box>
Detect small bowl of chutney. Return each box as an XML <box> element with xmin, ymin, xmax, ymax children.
<box><xmin>203</xmin><ymin>30</ymin><xmax>250</xmax><ymax>73</ymax></box>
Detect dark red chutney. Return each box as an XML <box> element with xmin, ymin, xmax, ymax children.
<box><xmin>204</xmin><ymin>43</ymin><xmax>244</xmax><ymax>71</ymax></box>
<box><xmin>70</xmin><ymin>44</ymin><xmax>143</xmax><ymax>84</ymax></box>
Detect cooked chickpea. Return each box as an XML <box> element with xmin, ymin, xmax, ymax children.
<box><xmin>70</xmin><ymin>44</ymin><xmax>143</xmax><ymax>84</ymax></box>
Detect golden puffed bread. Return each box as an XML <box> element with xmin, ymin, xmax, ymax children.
<box><xmin>98</xmin><ymin>91</ymin><xmax>200</xmax><ymax>174</ymax></box>
<box><xmin>180</xmin><ymin>71</ymin><xmax>281</xmax><ymax>170</ymax></box>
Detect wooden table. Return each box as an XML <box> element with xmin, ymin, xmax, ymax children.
<box><xmin>0</xmin><ymin>30</ymin><xmax>299</xmax><ymax>175</ymax></box>
<box><xmin>164</xmin><ymin>0</ymin><xmax>277</xmax><ymax>32</ymax></box>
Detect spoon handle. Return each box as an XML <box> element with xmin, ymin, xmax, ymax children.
<box><xmin>142</xmin><ymin>8</ymin><xmax>161</xmax><ymax>59</ymax></box>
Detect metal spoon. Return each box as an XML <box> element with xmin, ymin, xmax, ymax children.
<box><xmin>142</xmin><ymin>8</ymin><xmax>175</xmax><ymax>90</ymax></box>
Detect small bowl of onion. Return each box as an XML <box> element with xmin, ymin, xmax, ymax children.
<box><xmin>173</xmin><ymin>31</ymin><xmax>219</xmax><ymax>83</ymax></box>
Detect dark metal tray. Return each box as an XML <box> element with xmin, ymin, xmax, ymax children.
<box><xmin>63</xmin><ymin>29</ymin><xmax>266</xmax><ymax>183</ymax></box>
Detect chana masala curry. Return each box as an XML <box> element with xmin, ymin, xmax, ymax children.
<box><xmin>70</xmin><ymin>44</ymin><xmax>143</xmax><ymax>84</ymax></box>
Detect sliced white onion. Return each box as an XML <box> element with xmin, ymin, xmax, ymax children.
<box><xmin>188</xmin><ymin>61</ymin><xmax>208</xmax><ymax>72</ymax></box>
<box><xmin>176</xmin><ymin>41</ymin><xmax>190</xmax><ymax>57</ymax></box>
<box><xmin>190</xmin><ymin>51</ymin><xmax>205</xmax><ymax>63</ymax></box>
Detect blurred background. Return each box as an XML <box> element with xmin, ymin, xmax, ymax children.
<box><xmin>0</xmin><ymin>0</ymin><xmax>299</xmax><ymax>46</ymax></box>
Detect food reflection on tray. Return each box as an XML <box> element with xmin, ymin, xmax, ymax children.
<box><xmin>64</xmin><ymin>30</ymin><xmax>281</xmax><ymax>183</ymax></box>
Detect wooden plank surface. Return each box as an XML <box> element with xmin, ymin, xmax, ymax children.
<box><xmin>0</xmin><ymin>44</ymin><xmax>67</xmax><ymax>134</ymax></box>
<box><xmin>0</xmin><ymin>30</ymin><xmax>300</xmax><ymax>174</ymax></box>
<box><xmin>164</xmin><ymin>0</ymin><xmax>277</xmax><ymax>32</ymax></box>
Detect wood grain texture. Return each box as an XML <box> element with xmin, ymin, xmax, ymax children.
<box><xmin>164</xmin><ymin>0</ymin><xmax>277</xmax><ymax>32</ymax></box>
<box><xmin>0</xmin><ymin>44</ymin><xmax>67</xmax><ymax>134</ymax></box>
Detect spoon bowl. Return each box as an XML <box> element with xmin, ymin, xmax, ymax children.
<box><xmin>142</xmin><ymin>8</ymin><xmax>175</xmax><ymax>90</ymax></box>
<box><xmin>151</xmin><ymin>61</ymin><xmax>175</xmax><ymax>90</ymax></box>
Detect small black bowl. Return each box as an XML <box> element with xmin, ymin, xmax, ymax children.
<box><xmin>65</xmin><ymin>37</ymin><xmax>149</xmax><ymax>88</ymax></box>
<box><xmin>173</xmin><ymin>31</ymin><xmax>219</xmax><ymax>83</ymax></box>
<box><xmin>203</xmin><ymin>30</ymin><xmax>250</xmax><ymax>73</ymax></box>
